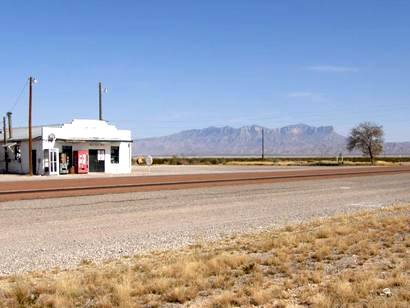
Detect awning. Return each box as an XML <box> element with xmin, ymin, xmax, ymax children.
<box><xmin>2</xmin><ymin>142</ymin><xmax>17</xmax><ymax>148</ymax></box>
<box><xmin>2</xmin><ymin>142</ymin><xmax>17</xmax><ymax>152</ymax></box>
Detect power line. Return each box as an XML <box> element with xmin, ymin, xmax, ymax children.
<box><xmin>6</xmin><ymin>80</ymin><xmax>28</xmax><ymax>113</ymax></box>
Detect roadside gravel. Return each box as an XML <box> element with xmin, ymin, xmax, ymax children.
<box><xmin>1</xmin><ymin>173</ymin><xmax>410</xmax><ymax>275</ymax></box>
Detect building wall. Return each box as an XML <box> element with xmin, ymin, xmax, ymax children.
<box><xmin>0</xmin><ymin>146</ymin><xmax>6</xmax><ymax>173</ymax></box>
<box><xmin>51</xmin><ymin>141</ymin><xmax>132</xmax><ymax>174</ymax></box>
<box><xmin>1</xmin><ymin>140</ymin><xmax>132</xmax><ymax>175</ymax></box>
<box><xmin>1</xmin><ymin>140</ymin><xmax>42</xmax><ymax>174</ymax></box>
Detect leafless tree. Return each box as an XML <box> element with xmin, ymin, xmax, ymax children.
<box><xmin>347</xmin><ymin>122</ymin><xmax>384</xmax><ymax>164</ymax></box>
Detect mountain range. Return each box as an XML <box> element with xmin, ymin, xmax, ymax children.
<box><xmin>133</xmin><ymin>124</ymin><xmax>410</xmax><ymax>156</ymax></box>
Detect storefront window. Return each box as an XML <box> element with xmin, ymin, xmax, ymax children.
<box><xmin>111</xmin><ymin>146</ymin><xmax>119</xmax><ymax>164</ymax></box>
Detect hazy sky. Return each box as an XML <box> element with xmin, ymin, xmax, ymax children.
<box><xmin>1</xmin><ymin>1</ymin><xmax>409</xmax><ymax>141</ymax></box>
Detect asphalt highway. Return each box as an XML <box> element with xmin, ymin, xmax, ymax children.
<box><xmin>0</xmin><ymin>166</ymin><xmax>409</xmax><ymax>202</ymax></box>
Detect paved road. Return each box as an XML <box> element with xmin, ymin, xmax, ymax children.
<box><xmin>1</xmin><ymin>166</ymin><xmax>409</xmax><ymax>201</ymax></box>
<box><xmin>0</xmin><ymin>173</ymin><xmax>409</xmax><ymax>275</ymax></box>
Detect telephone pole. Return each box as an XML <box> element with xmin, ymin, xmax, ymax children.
<box><xmin>6</xmin><ymin>112</ymin><xmax>12</xmax><ymax>139</ymax></box>
<box><xmin>99</xmin><ymin>82</ymin><xmax>103</xmax><ymax>120</ymax></box>
<box><xmin>28</xmin><ymin>76</ymin><xmax>34</xmax><ymax>176</ymax></box>
<box><xmin>261</xmin><ymin>128</ymin><xmax>265</xmax><ymax>160</ymax></box>
<box><xmin>3</xmin><ymin>116</ymin><xmax>8</xmax><ymax>173</ymax></box>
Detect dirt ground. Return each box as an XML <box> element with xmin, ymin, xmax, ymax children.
<box><xmin>1</xmin><ymin>204</ymin><xmax>408</xmax><ymax>307</ymax></box>
<box><xmin>0</xmin><ymin>164</ymin><xmax>385</xmax><ymax>182</ymax></box>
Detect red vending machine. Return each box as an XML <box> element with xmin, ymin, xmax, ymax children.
<box><xmin>73</xmin><ymin>150</ymin><xmax>89</xmax><ymax>174</ymax></box>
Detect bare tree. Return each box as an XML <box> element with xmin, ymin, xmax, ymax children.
<box><xmin>347</xmin><ymin>122</ymin><xmax>384</xmax><ymax>164</ymax></box>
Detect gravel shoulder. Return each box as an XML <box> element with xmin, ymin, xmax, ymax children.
<box><xmin>1</xmin><ymin>173</ymin><xmax>410</xmax><ymax>275</ymax></box>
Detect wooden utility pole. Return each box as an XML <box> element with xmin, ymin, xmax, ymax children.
<box><xmin>28</xmin><ymin>76</ymin><xmax>33</xmax><ymax>176</ymax></box>
<box><xmin>3</xmin><ymin>116</ymin><xmax>8</xmax><ymax>173</ymax></box>
<box><xmin>99</xmin><ymin>82</ymin><xmax>103</xmax><ymax>120</ymax></box>
<box><xmin>6</xmin><ymin>112</ymin><xmax>12</xmax><ymax>139</ymax></box>
<box><xmin>261</xmin><ymin>128</ymin><xmax>265</xmax><ymax>160</ymax></box>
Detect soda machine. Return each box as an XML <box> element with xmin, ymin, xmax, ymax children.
<box><xmin>73</xmin><ymin>150</ymin><xmax>89</xmax><ymax>174</ymax></box>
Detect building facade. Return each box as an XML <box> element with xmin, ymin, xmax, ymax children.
<box><xmin>0</xmin><ymin>119</ymin><xmax>132</xmax><ymax>175</ymax></box>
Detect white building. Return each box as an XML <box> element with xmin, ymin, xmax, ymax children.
<box><xmin>0</xmin><ymin>119</ymin><xmax>132</xmax><ymax>175</ymax></box>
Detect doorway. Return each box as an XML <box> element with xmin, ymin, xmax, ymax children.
<box><xmin>32</xmin><ymin>150</ymin><xmax>37</xmax><ymax>175</ymax></box>
<box><xmin>89</xmin><ymin>149</ymin><xmax>105</xmax><ymax>172</ymax></box>
<box><xmin>62</xmin><ymin>145</ymin><xmax>73</xmax><ymax>169</ymax></box>
<box><xmin>49</xmin><ymin>148</ymin><xmax>59</xmax><ymax>175</ymax></box>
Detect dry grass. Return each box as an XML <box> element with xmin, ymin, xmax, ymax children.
<box><xmin>143</xmin><ymin>156</ymin><xmax>410</xmax><ymax>166</ymax></box>
<box><xmin>0</xmin><ymin>205</ymin><xmax>409</xmax><ymax>307</ymax></box>
<box><xmin>225</xmin><ymin>159</ymin><xmax>401</xmax><ymax>167</ymax></box>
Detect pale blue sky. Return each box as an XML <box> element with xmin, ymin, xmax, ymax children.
<box><xmin>1</xmin><ymin>1</ymin><xmax>409</xmax><ymax>141</ymax></box>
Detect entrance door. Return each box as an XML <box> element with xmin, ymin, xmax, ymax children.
<box><xmin>49</xmin><ymin>149</ymin><xmax>59</xmax><ymax>175</ymax></box>
<box><xmin>89</xmin><ymin>149</ymin><xmax>105</xmax><ymax>172</ymax></box>
<box><xmin>32</xmin><ymin>150</ymin><xmax>37</xmax><ymax>175</ymax></box>
<box><xmin>62</xmin><ymin>145</ymin><xmax>73</xmax><ymax>169</ymax></box>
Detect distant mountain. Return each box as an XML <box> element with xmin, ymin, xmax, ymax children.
<box><xmin>384</xmin><ymin>142</ymin><xmax>410</xmax><ymax>155</ymax></box>
<box><xmin>133</xmin><ymin>124</ymin><xmax>410</xmax><ymax>156</ymax></box>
